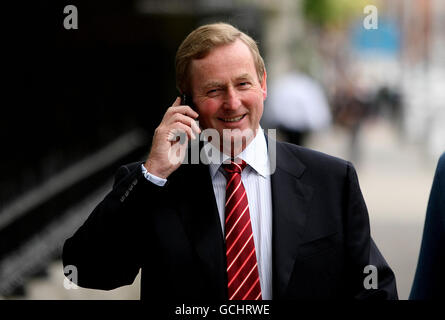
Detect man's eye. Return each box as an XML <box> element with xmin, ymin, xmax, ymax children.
<box><xmin>207</xmin><ymin>89</ymin><xmax>220</xmax><ymax>96</ymax></box>
<box><xmin>239</xmin><ymin>82</ymin><xmax>251</xmax><ymax>88</ymax></box>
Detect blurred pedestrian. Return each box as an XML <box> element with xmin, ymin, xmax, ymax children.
<box><xmin>266</xmin><ymin>71</ymin><xmax>331</xmax><ymax>146</ymax></box>
<box><xmin>410</xmin><ymin>152</ymin><xmax>445</xmax><ymax>299</ymax></box>
<box><xmin>332</xmin><ymin>79</ymin><xmax>371</xmax><ymax>163</ymax></box>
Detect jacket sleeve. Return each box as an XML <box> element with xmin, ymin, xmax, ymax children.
<box><xmin>62</xmin><ymin>162</ymin><xmax>167</xmax><ymax>290</ymax></box>
<box><xmin>344</xmin><ymin>162</ymin><xmax>398</xmax><ymax>300</ymax></box>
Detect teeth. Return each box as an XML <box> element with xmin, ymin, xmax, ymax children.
<box><xmin>221</xmin><ymin>115</ymin><xmax>244</xmax><ymax>122</ymax></box>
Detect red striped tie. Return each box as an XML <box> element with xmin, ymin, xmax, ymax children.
<box><xmin>222</xmin><ymin>159</ymin><xmax>262</xmax><ymax>300</ymax></box>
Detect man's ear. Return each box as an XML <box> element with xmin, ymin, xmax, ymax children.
<box><xmin>261</xmin><ymin>71</ymin><xmax>267</xmax><ymax>100</ymax></box>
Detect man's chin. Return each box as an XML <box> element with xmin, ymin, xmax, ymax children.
<box><xmin>220</xmin><ymin>128</ymin><xmax>256</xmax><ymax>155</ymax></box>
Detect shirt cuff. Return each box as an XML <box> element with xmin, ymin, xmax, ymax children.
<box><xmin>141</xmin><ymin>164</ymin><xmax>167</xmax><ymax>187</ymax></box>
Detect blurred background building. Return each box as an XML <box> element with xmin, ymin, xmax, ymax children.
<box><xmin>1</xmin><ymin>0</ymin><xmax>444</xmax><ymax>300</ymax></box>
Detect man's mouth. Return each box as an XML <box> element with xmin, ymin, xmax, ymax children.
<box><xmin>219</xmin><ymin>114</ymin><xmax>246</xmax><ymax>122</ymax></box>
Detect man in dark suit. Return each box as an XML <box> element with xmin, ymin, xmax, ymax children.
<box><xmin>410</xmin><ymin>152</ymin><xmax>445</xmax><ymax>299</ymax></box>
<box><xmin>63</xmin><ymin>22</ymin><xmax>397</xmax><ymax>300</ymax></box>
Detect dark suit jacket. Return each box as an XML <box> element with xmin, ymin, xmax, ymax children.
<box><xmin>410</xmin><ymin>152</ymin><xmax>445</xmax><ymax>299</ymax></box>
<box><xmin>63</xmin><ymin>140</ymin><xmax>398</xmax><ymax>300</ymax></box>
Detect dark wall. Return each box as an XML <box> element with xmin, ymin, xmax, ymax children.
<box><xmin>2</xmin><ymin>1</ymin><xmax>197</xmax><ymax>203</ymax></box>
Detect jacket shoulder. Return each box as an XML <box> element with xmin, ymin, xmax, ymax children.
<box><xmin>278</xmin><ymin>141</ymin><xmax>351</xmax><ymax>175</ymax></box>
<box><xmin>437</xmin><ymin>152</ymin><xmax>445</xmax><ymax>175</ymax></box>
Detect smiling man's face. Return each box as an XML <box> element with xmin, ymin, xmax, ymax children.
<box><xmin>189</xmin><ymin>39</ymin><xmax>267</xmax><ymax>155</ymax></box>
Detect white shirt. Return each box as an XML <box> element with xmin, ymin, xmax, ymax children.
<box><xmin>141</xmin><ymin>128</ymin><xmax>273</xmax><ymax>299</ymax></box>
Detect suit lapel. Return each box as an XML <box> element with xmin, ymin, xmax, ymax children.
<box><xmin>177</xmin><ymin>162</ymin><xmax>227</xmax><ymax>299</ymax></box>
<box><xmin>271</xmin><ymin>141</ymin><xmax>314</xmax><ymax>299</ymax></box>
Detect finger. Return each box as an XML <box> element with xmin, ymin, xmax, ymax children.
<box><xmin>174</xmin><ymin>122</ymin><xmax>196</xmax><ymax>140</ymax></box>
<box><xmin>167</xmin><ymin>129</ymin><xmax>183</xmax><ymax>142</ymax></box>
<box><xmin>167</xmin><ymin>122</ymin><xmax>196</xmax><ymax>141</ymax></box>
<box><xmin>166</xmin><ymin>113</ymin><xmax>201</xmax><ymax>134</ymax></box>
<box><xmin>168</xmin><ymin>105</ymin><xmax>199</xmax><ymax>119</ymax></box>
<box><xmin>191</xmin><ymin>119</ymin><xmax>201</xmax><ymax>134</ymax></box>
<box><xmin>171</xmin><ymin>96</ymin><xmax>181</xmax><ymax>107</ymax></box>
<box><xmin>167</xmin><ymin>129</ymin><xmax>188</xmax><ymax>143</ymax></box>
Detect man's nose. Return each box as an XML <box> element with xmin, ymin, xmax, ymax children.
<box><xmin>223</xmin><ymin>86</ymin><xmax>241</xmax><ymax>110</ymax></box>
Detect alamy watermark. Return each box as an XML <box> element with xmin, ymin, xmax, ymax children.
<box><xmin>363</xmin><ymin>5</ymin><xmax>378</xmax><ymax>30</ymax></box>
<box><xmin>363</xmin><ymin>264</ymin><xmax>378</xmax><ymax>289</ymax></box>
<box><xmin>63</xmin><ymin>5</ymin><xmax>78</xmax><ymax>30</ymax></box>
<box><xmin>63</xmin><ymin>264</ymin><xmax>78</xmax><ymax>289</ymax></box>
<box><xmin>166</xmin><ymin>125</ymin><xmax>277</xmax><ymax>174</ymax></box>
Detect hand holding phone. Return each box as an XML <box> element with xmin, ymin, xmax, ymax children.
<box><xmin>144</xmin><ymin>97</ymin><xmax>200</xmax><ymax>179</ymax></box>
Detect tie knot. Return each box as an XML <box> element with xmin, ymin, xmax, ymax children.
<box><xmin>222</xmin><ymin>159</ymin><xmax>247</xmax><ymax>175</ymax></box>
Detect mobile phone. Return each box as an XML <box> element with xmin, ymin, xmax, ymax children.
<box><xmin>181</xmin><ymin>93</ymin><xmax>196</xmax><ymax>111</ymax></box>
<box><xmin>181</xmin><ymin>93</ymin><xmax>201</xmax><ymax>137</ymax></box>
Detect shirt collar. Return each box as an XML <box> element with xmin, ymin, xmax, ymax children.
<box><xmin>204</xmin><ymin>126</ymin><xmax>270</xmax><ymax>179</ymax></box>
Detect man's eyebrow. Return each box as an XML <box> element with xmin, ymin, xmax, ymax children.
<box><xmin>202</xmin><ymin>81</ymin><xmax>224</xmax><ymax>89</ymax></box>
<box><xmin>201</xmin><ymin>74</ymin><xmax>254</xmax><ymax>89</ymax></box>
<box><xmin>235</xmin><ymin>73</ymin><xmax>254</xmax><ymax>81</ymax></box>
